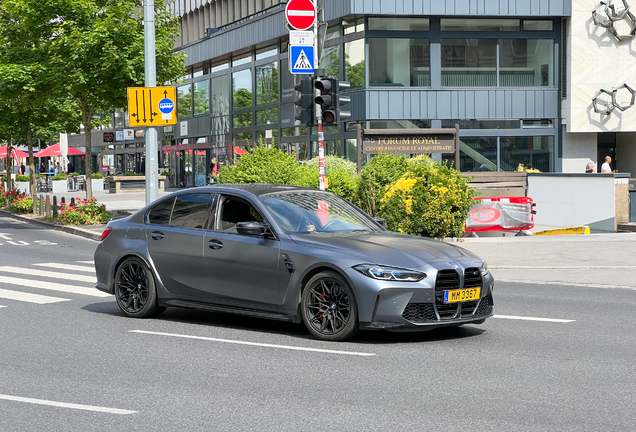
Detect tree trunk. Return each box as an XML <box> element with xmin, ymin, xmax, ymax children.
<box><xmin>27</xmin><ymin>125</ymin><xmax>36</xmax><ymax>197</ymax></box>
<box><xmin>5</xmin><ymin>137</ymin><xmax>12</xmax><ymax>207</ymax></box>
<box><xmin>81</xmin><ymin>94</ymin><xmax>93</xmax><ymax>199</ymax></box>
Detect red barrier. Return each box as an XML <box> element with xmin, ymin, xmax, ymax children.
<box><xmin>466</xmin><ymin>197</ymin><xmax>535</xmax><ymax>232</ymax></box>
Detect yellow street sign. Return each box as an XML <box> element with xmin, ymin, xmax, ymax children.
<box><xmin>127</xmin><ymin>87</ymin><xmax>177</xmax><ymax>126</ymax></box>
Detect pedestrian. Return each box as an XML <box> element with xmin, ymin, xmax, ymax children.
<box><xmin>210</xmin><ymin>157</ymin><xmax>218</xmax><ymax>176</ymax></box>
<box><xmin>601</xmin><ymin>156</ymin><xmax>617</xmax><ymax>173</ymax></box>
<box><xmin>54</xmin><ymin>162</ymin><xmax>61</xmax><ymax>175</ymax></box>
<box><xmin>39</xmin><ymin>162</ymin><xmax>45</xmax><ymax>174</ymax></box>
<box><xmin>140</xmin><ymin>158</ymin><xmax>145</xmax><ymax>174</ymax></box>
<box><xmin>67</xmin><ymin>162</ymin><xmax>74</xmax><ymax>174</ymax></box>
<box><xmin>20</xmin><ymin>163</ymin><xmax>25</xmax><ymax>175</ymax></box>
<box><xmin>585</xmin><ymin>162</ymin><xmax>596</xmax><ymax>173</ymax></box>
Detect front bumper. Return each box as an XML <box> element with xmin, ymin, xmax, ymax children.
<box><xmin>345</xmin><ymin>267</ymin><xmax>495</xmax><ymax>331</ymax></box>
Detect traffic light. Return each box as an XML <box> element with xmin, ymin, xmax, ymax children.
<box><xmin>315</xmin><ymin>78</ymin><xmax>351</xmax><ymax>126</ymax></box>
<box><xmin>293</xmin><ymin>78</ymin><xmax>315</xmax><ymax>127</ymax></box>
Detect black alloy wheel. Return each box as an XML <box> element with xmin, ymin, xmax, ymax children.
<box><xmin>114</xmin><ymin>257</ymin><xmax>164</xmax><ymax>318</ymax></box>
<box><xmin>302</xmin><ymin>271</ymin><xmax>358</xmax><ymax>341</ymax></box>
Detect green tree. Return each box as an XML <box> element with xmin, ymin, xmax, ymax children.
<box><xmin>45</xmin><ymin>0</ymin><xmax>185</xmax><ymax>198</ymax></box>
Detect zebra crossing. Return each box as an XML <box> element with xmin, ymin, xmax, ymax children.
<box><xmin>0</xmin><ymin>260</ymin><xmax>110</xmax><ymax>309</ymax></box>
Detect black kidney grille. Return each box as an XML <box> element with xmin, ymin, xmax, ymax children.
<box><xmin>402</xmin><ymin>303</ymin><xmax>437</xmax><ymax>323</ymax></box>
<box><xmin>436</xmin><ymin>270</ymin><xmax>460</xmax><ymax>291</ymax></box>
<box><xmin>436</xmin><ymin>301</ymin><xmax>458</xmax><ymax>319</ymax></box>
<box><xmin>464</xmin><ymin>268</ymin><xmax>482</xmax><ymax>288</ymax></box>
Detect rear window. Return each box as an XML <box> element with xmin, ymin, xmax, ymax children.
<box><xmin>170</xmin><ymin>194</ymin><xmax>213</xmax><ymax>229</ymax></box>
<box><xmin>147</xmin><ymin>198</ymin><xmax>175</xmax><ymax>225</ymax></box>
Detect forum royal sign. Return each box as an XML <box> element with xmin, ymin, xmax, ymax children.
<box><xmin>356</xmin><ymin>126</ymin><xmax>461</xmax><ymax>172</ymax></box>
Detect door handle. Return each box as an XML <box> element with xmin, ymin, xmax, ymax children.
<box><xmin>151</xmin><ymin>231</ymin><xmax>165</xmax><ymax>240</ymax></box>
<box><xmin>208</xmin><ymin>239</ymin><xmax>224</xmax><ymax>250</ymax></box>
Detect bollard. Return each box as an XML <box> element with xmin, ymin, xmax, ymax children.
<box><xmin>70</xmin><ymin>197</ymin><xmax>75</xmax><ymax>206</ymax></box>
<box><xmin>53</xmin><ymin>196</ymin><xmax>58</xmax><ymax>217</ymax></box>
<box><xmin>33</xmin><ymin>195</ymin><xmax>37</xmax><ymax>215</ymax></box>
<box><xmin>45</xmin><ymin>195</ymin><xmax>51</xmax><ymax>217</ymax></box>
<box><xmin>61</xmin><ymin>197</ymin><xmax>65</xmax><ymax>204</ymax></box>
<box><xmin>39</xmin><ymin>194</ymin><xmax>43</xmax><ymax>216</ymax></box>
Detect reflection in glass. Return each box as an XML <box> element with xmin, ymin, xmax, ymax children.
<box><xmin>193</xmin><ymin>80</ymin><xmax>210</xmax><ymax>115</ymax></box>
<box><xmin>369</xmin><ymin>39</ymin><xmax>430</xmax><ymax>87</ymax></box>
<box><xmin>368</xmin><ymin>18</ymin><xmax>429</xmax><ymax>31</ymax></box>
<box><xmin>256</xmin><ymin>62</ymin><xmax>279</xmax><ymax>105</ymax></box>
<box><xmin>441</xmin><ymin>119</ymin><xmax>521</xmax><ymax>129</ymax></box>
<box><xmin>233</xmin><ymin>112</ymin><xmax>253</xmax><ymax>128</ymax></box>
<box><xmin>321</xmin><ymin>45</ymin><xmax>341</xmax><ymax>79</ymax></box>
<box><xmin>441</xmin><ymin>39</ymin><xmax>496</xmax><ymax>86</ymax></box>
<box><xmin>524</xmin><ymin>21</ymin><xmax>553</xmax><ymax>31</ymax></box>
<box><xmin>499</xmin><ymin>39</ymin><xmax>554</xmax><ymax>87</ymax></box>
<box><xmin>233</xmin><ymin>69</ymin><xmax>253</xmax><ymax>108</ymax></box>
<box><xmin>345</xmin><ymin>39</ymin><xmax>365</xmax><ymax>88</ymax></box>
<box><xmin>500</xmin><ymin>136</ymin><xmax>553</xmax><ymax>172</ymax></box>
<box><xmin>177</xmin><ymin>84</ymin><xmax>192</xmax><ymax>117</ymax></box>
<box><xmin>256</xmin><ymin>46</ymin><xmax>278</xmax><ymax>60</ymax></box>
<box><xmin>257</xmin><ymin>108</ymin><xmax>278</xmax><ymax>125</ymax></box>
<box><xmin>441</xmin><ymin>19</ymin><xmax>520</xmax><ymax>31</ymax></box>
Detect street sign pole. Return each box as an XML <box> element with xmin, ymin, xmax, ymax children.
<box><xmin>144</xmin><ymin>0</ymin><xmax>158</xmax><ymax>205</ymax></box>
<box><xmin>314</xmin><ymin>0</ymin><xmax>325</xmax><ymax>191</ymax></box>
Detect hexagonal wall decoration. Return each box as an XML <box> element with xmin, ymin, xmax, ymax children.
<box><xmin>592</xmin><ymin>84</ymin><xmax>636</xmax><ymax>115</ymax></box>
<box><xmin>592</xmin><ymin>88</ymin><xmax>616</xmax><ymax>115</ymax></box>
<box><xmin>592</xmin><ymin>0</ymin><xmax>636</xmax><ymax>40</ymax></box>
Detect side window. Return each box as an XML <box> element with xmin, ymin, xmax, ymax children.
<box><xmin>170</xmin><ymin>193</ymin><xmax>215</xmax><ymax>229</ymax></box>
<box><xmin>217</xmin><ymin>196</ymin><xmax>264</xmax><ymax>234</ymax></box>
<box><xmin>147</xmin><ymin>198</ymin><xmax>175</xmax><ymax>225</ymax></box>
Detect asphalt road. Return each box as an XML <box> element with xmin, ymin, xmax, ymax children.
<box><xmin>0</xmin><ymin>216</ymin><xmax>634</xmax><ymax>431</ymax></box>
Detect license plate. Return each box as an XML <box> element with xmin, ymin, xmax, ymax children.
<box><xmin>444</xmin><ymin>287</ymin><xmax>481</xmax><ymax>303</ymax></box>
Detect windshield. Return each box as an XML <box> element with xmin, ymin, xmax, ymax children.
<box><xmin>261</xmin><ymin>192</ymin><xmax>383</xmax><ymax>234</ymax></box>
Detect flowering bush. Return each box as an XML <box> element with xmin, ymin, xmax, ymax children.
<box><xmin>6</xmin><ymin>191</ymin><xmax>33</xmax><ymax>214</ymax></box>
<box><xmin>58</xmin><ymin>197</ymin><xmax>110</xmax><ymax>225</ymax></box>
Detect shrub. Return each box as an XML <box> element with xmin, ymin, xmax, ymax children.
<box><xmin>218</xmin><ymin>146</ymin><xmax>305</xmax><ymax>186</ymax></box>
<box><xmin>52</xmin><ymin>173</ymin><xmax>67</xmax><ymax>181</ymax></box>
<box><xmin>15</xmin><ymin>175</ymin><xmax>30</xmax><ymax>182</ymax></box>
<box><xmin>357</xmin><ymin>154</ymin><xmax>409</xmax><ymax>216</ymax></box>
<box><xmin>91</xmin><ymin>173</ymin><xmax>104</xmax><ymax>179</ymax></box>
<box><xmin>124</xmin><ymin>172</ymin><xmax>138</xmax><ymax>176</ymax></box>
<box><xmin>160</xmin><ymin>171</ymin><xmax>169</xmax><ymax>176</ymax></box>
<box><xmin>58</xmin><ymin>197</ymin><xmax>110</xmax><ymax>225</ymax></box>
<box><xmin>300</xmin><ymin>156</ymin><xmax>358</xmax><ymax>202</ymax></box>
<box><xmin>379</xmin><ymin>155</ymin><xmax>479</xmax><ymax>238</ymax></box>
<box><xmin>71</xmin><ymin>172</ymin><xmax>80</xmax><ymax>176</ymax></box>
<box><xmin>7</xmin><ymin>194</ymin><xmax>33</xmax><ymax>214</ymax></box>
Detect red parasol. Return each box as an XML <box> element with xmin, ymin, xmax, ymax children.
<box><xmin>36</xmin><ymin>143</ymin><xmax>85</xmax><ymax>157</ymax></box>
<box><xmin>233</xmin><ymin>146</ymin><xmax>249</xmax><ymax>156</ymax></box>
<box><xmin>0</xmin><ymin>145</ymin><xmax>29</xmax><ymax>158</ymax></box>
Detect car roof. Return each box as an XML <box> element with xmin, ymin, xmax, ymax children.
<box><xmin>202</xmin><ymin>184</ymin><xmax>322</xmax><ymax>197</ymax></box>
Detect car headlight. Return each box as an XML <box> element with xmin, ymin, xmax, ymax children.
<box><xmin>480</xmin><ymin>262</ymin><xmax>489</xmax><ymax>276</ymax></box>
<box><xmin>353</xmin><ymin>264</ymin><xmax>427</xmax><ymax>282</ymax></box>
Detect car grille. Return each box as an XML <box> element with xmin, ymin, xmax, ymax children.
<box><xmin>402</xmin><ymin>294</ymin><xmax>493</xmax><ymax>324</ymax></box>
<box><xmin>402</xmin><ymin>303</ymin><xmax>437</xmax><ymax>323</ymax></box>
<box><xmin>435</xmin><ymin>270</ymin><xmax>460</xmax><ymax>291</ymax></box>
<box><xmin>464</xmin><ymin>267</ymin><xmax>482</xmax><ymax>288</ymax></box>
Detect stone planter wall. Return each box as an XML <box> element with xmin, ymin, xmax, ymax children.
<box><xmin>91</xmin><ymin>178</ymin><xmax>104</xmax><ymax>192</ymax></box>
<box><xmin>51</xmin><ymin>180</ymin><xmax>68</xmax><ymax>193</ymax></box>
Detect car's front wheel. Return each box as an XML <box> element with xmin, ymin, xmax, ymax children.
<box><xmin>114</xmin><ymin>257</ymin><xmax>164</xmax><ymax>318</ymax></box>
<box><xmin>301</xmin><ymin>271</ymin><xmax>359</xmax><ymax>341</ymax></box>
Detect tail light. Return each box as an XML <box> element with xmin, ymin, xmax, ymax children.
<box><xmin>100</xmin><ymin>228</ymin><xmax>113</xmax><ymax>242</ymax></box>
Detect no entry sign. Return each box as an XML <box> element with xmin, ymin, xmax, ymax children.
<box><xmin>285</xmin><ymin>0</ymin><xmax>316</xmax><ymax>31</ymax></box>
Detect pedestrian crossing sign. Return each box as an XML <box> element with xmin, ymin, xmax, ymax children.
<box><xmin>290</xmin><ymin>45</ymin><xmax>315</xmax><ymax>74</ymax></box>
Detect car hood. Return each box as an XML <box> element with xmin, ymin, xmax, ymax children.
<box><xmin>290</xmin><ymin>231</ymin><xmax>481</xmax><ymax>269</ymax></box>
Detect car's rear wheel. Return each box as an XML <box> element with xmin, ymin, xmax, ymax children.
<box><xmin>114</xmin><ymin>257</ymin><xmax>164</xmax><ymax>318</ymax></box>
<box><xmin>301</xmin><ymin>271</ymin><xmax>359</xmax><ymax>341</ymax></box>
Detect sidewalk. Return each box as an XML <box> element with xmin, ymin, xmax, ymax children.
<box><xmin>35</xmin><ymin>188</ymin><xmax>177</xmax><ymax>212</ymax></box>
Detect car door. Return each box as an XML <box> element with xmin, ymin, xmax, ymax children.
<box><xmin>201</xmin><ymin>194</ymin><xmax>282</xmax><ymax>305</ymax></box>
<box><xmin>146</xmin><ymin>193</ymin><xmax>215</xmax><ymax>298</ymax></box>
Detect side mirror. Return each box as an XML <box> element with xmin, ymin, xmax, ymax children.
<box><xmin>236</xmin><ymin>221</ymin><xmax>271</xmax><ymax>237</ymax></box>
<box><xmin>373</xmin><ymin>217</ymin><xmax>387</xmax><ymax>228</ymax></box>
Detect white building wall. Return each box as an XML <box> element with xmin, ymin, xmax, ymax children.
<box><xmin>562</xmin><ymin>131</ymin><xmax>597</xmax><ymax>173</ymax></box>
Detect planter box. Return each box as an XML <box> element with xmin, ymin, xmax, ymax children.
<box><xmin>51</xmin><ymin>179</ymin><xmax>68</xmax><ymax>193</ymax></box>
<box><xmin>91</xmin><ymin>178</ymin><xmax>104</xmax><ymax>192</ymax></box>
<box><xmin>15</xmin><ymin>181</ymin><xmax>29</xmax><ymax>195</ymax></box>
<box><xmin>107</xmin><ymin>175</ymin><xmax>167</xmax><ymax>193</ymax></box>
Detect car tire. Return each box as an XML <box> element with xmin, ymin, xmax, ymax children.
<box><xmin>301</xmin><ymin>271</ymin><xmax>359</xmax><ymax>342</ymax></box>
<box><xmin>114</xmin><ymin>256</ymin><xmax>162</xmax><ymax>318</ymax></box>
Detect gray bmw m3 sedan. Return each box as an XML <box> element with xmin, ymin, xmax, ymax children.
<box><xmin>94</xmin><ymin>184</ymin><xmax>494</xmax><ymax>341</ymax></box>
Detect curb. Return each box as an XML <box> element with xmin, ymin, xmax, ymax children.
<box><xmin>0</xmin><ymin>210</ymin><xmax>102</xmax><ymax>241</ymax></box>
<box><xmin>533</xmin><ymin>226</ymin><xmax>591</xmax><ymax>236</ymax></box>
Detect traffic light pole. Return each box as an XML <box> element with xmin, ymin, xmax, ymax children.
<box><xmin>313</xmin><ymin>0</ymin><xmax>326</xmax><ymax>191</ymax></box>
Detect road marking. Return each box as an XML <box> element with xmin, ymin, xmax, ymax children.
<box><xmin>493</xmin><ymin>315</ymin><xmax>575</xmax><ymax>323</ymax></box>
<box><xmin>76</xmin><ymin>261</ymin><xmax>94</xmax><ymax>264</ymax></box>
<box><xmin>0</xmin><ymin>276</ymin><xmax>110</xmax><ymax>298</ymax></box>
<box><xmin>34</xmin><ymin>263</ymin><xmax>95</xmax><ymax>273</ymax></box>
<box><xmin>129</xmin><ymin>330</ymin><xmax>376</xmax><ymax>357</ymax></box>
<box><xmin>0</xmin><ymin>305</ymin><xmax>6</xmax><ymax>309</ymax></box>
<box><xmin>0</xmin><ymin>266</ymin><xmax>96</xmax><ymax>283</ymax></box>
<box><xmin>492</xmin><ymin>265</ymin><xmax>636</xmax><ymax>270</ymax></box>
<box><xmin>0</xmin><ymin>394</ymin><xmax>137</xmax><ymax>415</ymax></box>
<box><xmin>498</xmin><ymin>279</ymin><xmax>636</xmax><ymax>290</ymax></box>
<box><xmin>0</xmin><ymin>288</ymin><xmax>70</xmax><ymax>304</ymax></box>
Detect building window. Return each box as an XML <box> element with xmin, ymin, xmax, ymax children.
<box><xmin>457</xmin><ymin>137</ymin><xmax>498</xmax><ymax>172</ymax></box>
<box><xmin>256</xmin><ymin>62</ymin><xmax>279</xmax><ymax>105</ymax></box>
<box><xmin>369</xmin><ymin>39</ymin><xmax>430</xmax><ymax>87</ymax></box>
<box><xmin>177</xmin><ymin>84</ymin><xmax>192</xmax><ymax>118</ymax></box>
<box><xmin>369</xmin><ymin>120</ymin><xmax>433</xmax><ymax>129</ymax></box>
<box><xmin>321</xmin><ymin>45</ymin><xmax>341</xmax><ymax>79</ymax></box>
<box><xmin>345</xmin><ymin>39</ymin><xmax>365</xmax><ymax>88</ymax></box>
<box><xmin>441</xmin><ymin>119</ymin><xmax>521</xmax><ymax>129</ymax></box>
<box><xmin>256</xmin><ymin>46</ymin><xmax>278</xmax><ymax>61</ymax></box>
<box><xmin>257</xmin><ymin>108</ymin><xmax>278</xmax><ymax>126</ymax></box>
<box><xmin>232</xmin><ymin>69</ymin><xmax>253</xmax><ymax>108</ymax></box>
<box><xmin>193</xmin><ymin>80</ymin><xmax>210</xmax><ymax>115</ymax></box>
<box><xmin>368</xmin><ymin>17</ymin><xmax>430</xmax><ymax>31</ymax></box>
<box><xmin>233</xmin><ymin>112</ymin><xmax>253</xmax><ymax>128</ymax></box>
<box><xmin>524</xmin><ymin>21</ymin><xmax>553</xmax><ymax>31</ymax></box>
<box><xmin>500</xmin><ymin>136</ymin><xmax>554</xmax><ymax>172</ymax></box>
<box><xmin>441</xmin><ymin>39</ymin><xmax>497</xmax><ymax>87</ymax></box>
<box><xmin>441</xmin><ymin>19</ymin><xmax>520</xmax><ymax>31</ymax></box>
<box><xmin>499</xmin><ymin>40</ymin><xmax>554</xmax><ymax>87</ymax></box>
